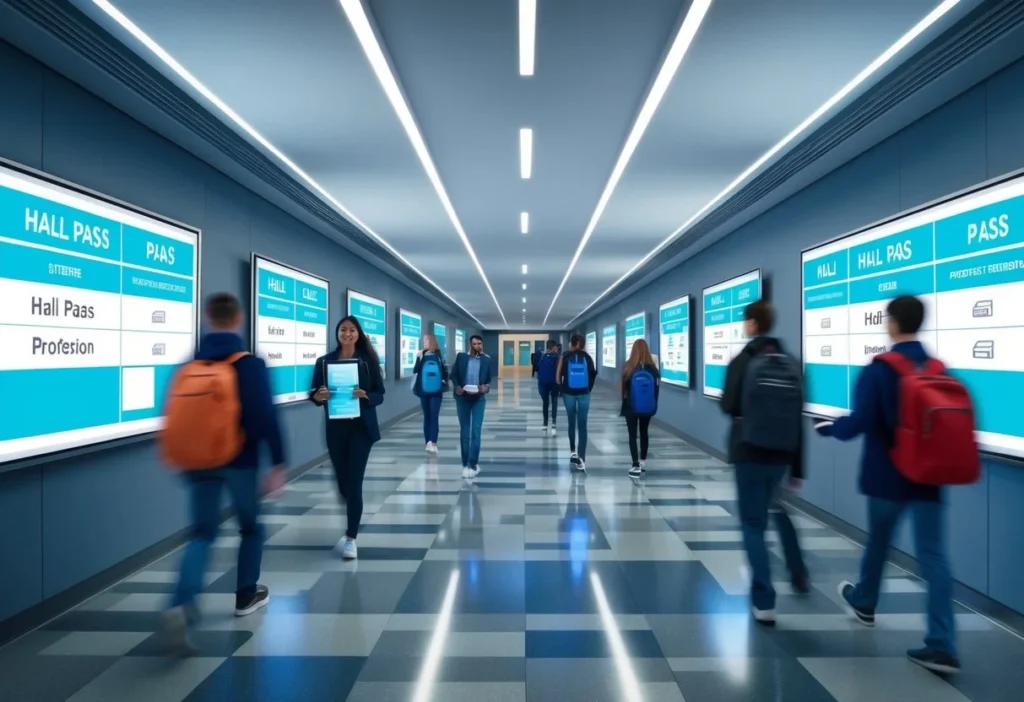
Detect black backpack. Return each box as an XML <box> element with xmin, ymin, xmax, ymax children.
<box><xmin>740</xmin><ymin>344</ymin><xmax>803</xmax><ymax>452</ymax></box>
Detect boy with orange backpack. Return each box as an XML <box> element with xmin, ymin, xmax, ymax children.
<box><xmin>160</xmin><ymin>292</ymin><xmax>286</xmax><ymax>654</ymax></box>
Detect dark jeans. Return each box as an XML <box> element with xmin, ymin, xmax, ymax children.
<box><xmin>327</xmin><ymin>419</ymin><xmax>373</xmax><ymax>539</ymax></box>
<box><xmin>735</xmin><ymin>463</ymin><xmax>788</xmax><ymax>610</ymax></box>
<box><xmin>625</xmin><ymin>415</ymin><xmax>651</xmax><ymax>466</ymax></box>
<box><xmin>420</xmin><ymin>394</ymin><xmax>442</xmax><ymax>443</ymax></box>
<box><xmin>455</xmin><ymin>394</ymin><xmax>486</xmax><ymax>467</ymax></box>
<box><xmin>849</xmin><ymin>497</ymin><xmax>956</xmax><ymax>656</ymax></box>
<box><xmin>539</xmin><ymin>383</ymin><xmax>558</xmax><ymax>426</ymax></box>
<box><xmin>770</xmin><ymin>499</ymin><xmax>807</xmax><ymax>581</ymax></box>
<box><xmin>562</xmin><ymin>393</ymin><xmax>591</xmax><ymax>459</ymax></box>
<box><xmin>172</xmin><ymin>468</ymin><xmax>263</xmax><ymax>615</ymax></box>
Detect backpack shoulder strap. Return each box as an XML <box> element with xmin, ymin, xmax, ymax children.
<box><xmin>225</xmin><ymin>352</ymin><xmax>250</xmax><ymax>364</ymax></box>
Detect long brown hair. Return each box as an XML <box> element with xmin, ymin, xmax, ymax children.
<box><xmin>422</xmin><ymin>334</ymin><xmax>440</xmax><ymax>353</ymax></box>
<box><xmin>621</xmin><ymin>339</ymin><xmax>654</xmax><ymax>396</ymax></box>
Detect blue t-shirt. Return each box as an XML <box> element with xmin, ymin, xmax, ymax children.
<box><xmin>466</xmin><ymin>356</ymin><xmax>481</xmax><ymax>386</ymax></box>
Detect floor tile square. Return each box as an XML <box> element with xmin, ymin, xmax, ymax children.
<box><xmin>346</xmin><ymin>681</ymin><xmax>526</xmax><ymax>701</ymax></box>
<box><xmin>40</xmin><ymin>631</ymin><xmax>152</xmax><ymax>657</ymax></box>
<box><xmin>227</xmin><ymin>614</ymin><xmax>389</xmax><ymax>656</ymax></box>
<box><xmin>184</xmin><ymin>656</ymin><xmax>365</xmax><ymax>702</ymax></box>
<box><xmin>525</xmin><ymin>561</ymin><xmax>642</xmax><ymax>614</ymax></box>
<box><xmin>66</xmin><ymin>656</ymin><xmax>225</xmax><ymax>702</ymax></box>
<box><xmin>798</xmin><ymin>657</ymin><xmax>970</xmax><ymax>701</ymax></box>
<box><xmin>302</xmin><ymin>571</ymin><xmax>415</xmax><ymax>614</ymax></box>
<box><xmin>671</xmin><ymin>657</ymin><xmax>836</xmax><ymax>702</ymax></box>
<box><xmin>396</xmin><ymin>561</ymin><xmax>525</xmax><ymax>614</ymax></box>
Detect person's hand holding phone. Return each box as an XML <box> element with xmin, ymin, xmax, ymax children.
<box><xmin>313</xmin><ymin>386</ymin><xmax>330</xmax><ymax>403</ymax></box>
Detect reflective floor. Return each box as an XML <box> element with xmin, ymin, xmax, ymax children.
<box><xmin>2</xmin><ymin>378</ymin><xmax>1023</xmax><ymax>701</ymax></box>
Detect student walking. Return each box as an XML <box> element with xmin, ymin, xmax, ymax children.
<box><xmin>310</xmin><ymin>316</ymin><xmax>386</xmax><ymax>561</ymax></box>
<box><xmin>557</xmin><ymin>334</ymin><xmax>597</xmax><ymax>472</ymax></box>
<box><xmin>620</xmin><ymin>339</ymin><xmax>659</xmax><ymax>478</ymax></box>
<box><xmin>161</xmin><ymin>293</ymin><xmax>287</xmax><ymax>654</ymax></box>
<box><xmin>536</xmin><ymin>340</ymin><xmax>561</xmax><ymax>437</ymax></box>
<box><xmin>721</xmin><ymin>300</ymin><xmax>808</xmax><ymax>625</ymax></box>
<box><xmin>451</xmin><ymin>334</ymin><xmax>492</xmax><ymax>479</ymax></box>
<box><xmin>815</xmin><ymin>295</ymin><xmax>977</xmax><ymax>675</ymax></box>
<box><xmin>413</xmin><ymin>334</ymin><xmax>448</xmax><ymax>454</ymax></box>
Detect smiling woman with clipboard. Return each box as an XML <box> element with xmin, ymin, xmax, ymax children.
<box><xmin>309</xmin><ymin>315</ymin><xmax>385</xmax><ymax>560</ymax></box>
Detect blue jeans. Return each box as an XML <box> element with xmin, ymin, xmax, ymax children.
<box><xmin>562</xmin><ymin>393</ymin><xmax>591</xmax><ymax>459</ymax></box>
<box><xmin>770</xmin><ymin>499</ymin><xmax>808</xmax><ymax>580</ymax></box>
<box><xmin>455</xmin><ymin>395</ymin><xmax>486</xmax><ymax>467</ymax></box>
<box><xmin>539</xmin><ymin>383</ymin><xmax>558</xmax><ymax>426</ymax></box>
<box><xmin>735</xmin><ymin>463</ymin><xmax>787</xmax><ymax>610</ymax></box>
<box><xmin>420</xmin><ymin>394</ymin><xmax>442</xmax><ymax>443</ymax></box>
<box><xmin>849</xmin><ymin>497</ymin><xmax>956</xmax><ymax>656</ymax></box>
<box><xmin>172</xmin><ymin>468</ymin><xmax>263</xmax><ymax>615</ymax></box>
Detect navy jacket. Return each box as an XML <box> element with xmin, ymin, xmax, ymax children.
<box><xmin>450</xmin><ymin>352</ymin><xmax>493</xmax><ymax>398</ymax></box>
<box><xmin>818</xmin><ymin>341</ymin><xmax>940</xmax><ymax>502</ymax></box>
<box><xmin>412</xmin><ymin>351</ymin><xmax>449</xmax><ymax>397</ymax></box>
<box><xmin>195</xmin><ymin>332</ymin><xmax>285</xmax><ymax>469</ymax></box>
<box><xmin>558</xmin><ymin>350</ymin><xmax>597</xmax><ymax>396</ymax></box>
<box><xmin>309</xmin><ymin>349</ymin><xmax>386</xmax><ymax>443</ymax></box>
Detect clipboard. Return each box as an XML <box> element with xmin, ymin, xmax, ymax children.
<box><xmin>324</xmin><ymin>358</ymin><xmax>362</xmax><ymax>420</ymax></box>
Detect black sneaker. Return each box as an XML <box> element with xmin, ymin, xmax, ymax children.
<box><xmin>791</xmin><ymin>571</ymin><xmax>811</xmax><ymax>595</ymax></box>
<box><xmin>837</xmin><ymin>580</ymin><xmax>874</xmax><ymax>626</ymax></box>
<box><xmin>569</xmin><ymin>452</ymin><xmax>580</xmax><ymax>467</ymax></box>
<box><xmin>235</xmin><ymin>584</ymin><xmax>270</xmax><ymax>617</ymax></box>
<box><xmin>628</xmin><ymin>465</ymin><xmax>642</xmax><ymax>478</ymax></box>
<box><xmin>907</xmin><ymin>647</ymin><xmax>961</xmax><ymax>675</ymax></box>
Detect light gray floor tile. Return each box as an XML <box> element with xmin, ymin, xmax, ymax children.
<box><xmin>798</xmin><ymin>657</ymin><xmax>971</xmax><ymax>702</ymax></box>
<box><xmin>604</xmin><ymin>531</ymin><xmax>697</xmax><ymax>561</ymax></box>
<box><xmin>526</xmin><ymin>614</ymin><xmax>650</xmax><ymax>630</ymax></box>
<box><xmin>346</xmin><ymin>682</ymin><xmax>527</xmax><ymax>702</ymax></box>
<box><xmin>66</xmin><ymin>657</ymin><xmax>225</xmax><ymax>702</ymax></box>
<box><xmin>230</xmin><ymin>614</ymin><xmax>389</xmax><ymax>655</ymax></box>
<box><xmin>40</xmin><ymin>632</ymin><xmax>152</xmax><ymax>657</ymax></box>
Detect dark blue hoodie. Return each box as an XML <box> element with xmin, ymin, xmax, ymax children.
<box><xmin>195</xmin><ymin>331</ymin><xmax>285</xmax><ymax>469</ymax></box>
<box><xmin>818</xmin><ymin>340</ymin><xmax>940</xmax><ymax>502</ymax></box>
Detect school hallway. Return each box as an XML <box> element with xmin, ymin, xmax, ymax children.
<box><xmin>1</xmin><ymin>378</ymin><xmax>1021</xmax><ymax>702</ymax></box>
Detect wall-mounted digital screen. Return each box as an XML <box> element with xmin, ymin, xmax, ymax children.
<box><xmin>455</xmin><ymin>328</ymin><xmax>466</xmax><ymax>354</ymax></box>
<box><xmin>347</xmin><ymin>289</ymin><xmax>386</xmax><ymax>376</ymax></box>
<box><xmin>702</xmin><ymin>269</ymin><xmax>761</xmax><ymax>398</ymax></box>
<box><xmin>0</xmin><ymin>161</ymin><xmax>200</xmax><ymax>465</ymax></box>
<box><xmin>252</xmin><ymin>255</ymin><xmax>329</xmax><ymax>405</ymax></box>
<box><xmin>433</xmin><ymin>322</ymin><xmax>448</xmax><ymax>361</ymax></box>
<box><xmin>398</xmin><ymin>308</ymin><xmax>421</xmax><ymax>379</ymax></box>
<box><xmin>659</xmin><ymin>295</ymin><xmax>691</xmax><ymax>388</ymax></box>
<box><xmin>624</xmin><ymin>312</ymin><xmax>646</xmax><ymax>355</ymax></box>
<box><xmin>601</xmin><ymin>324</ymin><xmax>617</xmax><ymax>368</ymax></box>
<box><xmin>585</xmin><ymin>331</ymin><xmax>597</xmax><ymax>358</ymax></box>
<box><xmin>802</xmin><ymin>173</ymin><xmax>1024</xmax><ymax>459</ymax></box>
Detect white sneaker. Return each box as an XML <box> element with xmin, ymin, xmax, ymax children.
<box><xmin>462</xmin><ymin>467</ymin><xmax>473</xmax><ymax>479</ymax></box>
<box><xmin>468</xmin><ymin>466</ymin><xmax>480</xmax><ymax>478</ymax></box>
<box><xmin>430</xmin><ymin>442</ymin><xmax>439</xmax><ymax>454</ymax></box>
<box><xmin>550</xmin><ymin>426</ymin><xmax>557</xmax><ymax>437</ymax></box>
<box><xmin>628</xmin><ymin>466</ymin><xmax>642</xmax><ymax>478</ymax></box>
<box><xmin>569</xmin><ymin>452</ymin><xmax>579</xmax><ymax>467</ymax></box>
<box><xmin>639</xmin><ymin>460</ymin><xmax>646</xmax><ymax>471</ymax></box>
<box><xmin>752</xmin><ymin>606</ymin><xmax>776</xmax><ymax>625</ymax></box>
<box><xmin>578</xmin><ymin>459</ymin><xmax>587</xmax><ymax>473</ymax></box>
<box><xmin>340</xmin><ymin>539</ymin><xmax>357</xmax><ymax>560</ymax></box>
<box><xmin>425</xmin><ymin>442</ymin><xmax>433</xmax><ymax>453</ymax></box>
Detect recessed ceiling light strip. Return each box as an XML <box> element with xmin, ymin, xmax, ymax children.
<box><xmin>520</xmin><ymin>128</ymin><xmax>533</xmax><ymax>179</ymax></box>
<box><xmin>565</xmin><ymin>0</ymin><xmax>963</xmax><ymax>326</ymax></box>
<box><xmin>519</xmin><ymin>0</ymin><xmax>536</xmax><ymax>76</ymax></box>
<box><xmin>90</xmin><ymin>0</ymin><xmax>488</xmax><ymax>327</ymax></box>
<box><xmin>340</xmin><ymin>0</ymin><xmax>506</xmax><ymax>325</ymax></box>
<box><xmin>542</xmin><ymin>0</ymin><xmax>714</xmax><ymax>324</ymax></box>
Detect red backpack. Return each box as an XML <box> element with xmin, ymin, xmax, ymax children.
<box><xmin>876</xmin><ymin>352</ymin><xmax>980</xmax><ymax>485</ymax></box>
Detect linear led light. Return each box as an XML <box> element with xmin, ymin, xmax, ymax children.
<box><xmin>412</xmin><ymin>569</ymin><xmax>459</xmax><ymax>702</ymax></box>
<box><xmin>521</xmin><ymin>211</ymin><xmax>529</xmax><ymax>234</ymax></box>
<box><xmin>520</xmin><ymin>128</ymin><xmax>533</xmax><ymax>179</ymax></box>
<box><xmin>519</xmin><ymin>0</ymin><xmax>536</xmax><ymax>76</ymax></box>
<box><xmin>522</xmin><ymin>283</ymin><xmax>527</xmax><ymax>290</ymax></box>
<box><xmin>522</xmin><ymin>264</ymin><xmax>529</xmax><ymax>274</ymax></box>
<box><xmin>89</xmin><ymin>0</ymin><xmax>488</xmax><ymax>328</ymax></box>
<box><xmin>542</xmin><ymin>0</ymin><xmax>713</xmax><ymax>324</ymax></box>
<box><xmin>563</xmin><ymin>0</ymin><xmax>964</xmax><ymax>326</ymax></box>
<box><xmin>522</xmin><ymin>297</ymin><xmax>527</xmax><ymax>303</ymax></box>
<box><xmin>340</xmin><ymin>0</ymin><xmax>507</xmax><ymax>325</ymax></box>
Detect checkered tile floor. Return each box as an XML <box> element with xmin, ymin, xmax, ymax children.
<box><xmin>1</xmin><ymin>379</ymin><xmax>1022</xmax><ymax>701</ymax></box>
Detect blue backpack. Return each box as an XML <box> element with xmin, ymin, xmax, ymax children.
<box><xmin>629</xmin><ymin>367</ymin><xmax>657</xmax><ymax>416</ymax></box>
<box><xmin>420</xmin><ymin>355</ymin><xmax>443</xmax><ymax>394</ymax></box>
<box><xmin>537</xmin><ymin>352</ymin><xmax>559</xmax><ymax>384</ymax></box>
<box><xmin>566</xmin><ymin>353</ymin><xmax>589</xmax><ymax>391</ymax></box>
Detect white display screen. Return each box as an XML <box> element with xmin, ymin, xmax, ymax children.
<box><xmin>702</xmin><ymin>269</ymin><xmax>761</xmax><ymax>398</ymax></box>
<box><xmin>347</xmin><ymin>289</ymin><xmax>387</xmax><ymax>376</ymax></box>
<box><xmin>399</xmin><ymin>308</ymin><xmax>421</xmax><ymax>379</ymax></box>
<box><xmin>585</xmin><ymin>331</ymin><xmax>597</xmax><ymax>358</ymax></box>
<box><xmin>0</xmin><ymin>161</ymin><xmax>199</xmax><ymax>465</ymax></box>
<box><xmin>433</xmin><ymin>322</ymin><xmax>448</xmax><ymax>361</ymax></box>
<box><xmin>455</xmin><ymin>328</ymin><xmax>466</xmax><ymax>354</ymax></box>
<box><xmin>802</xmin><ymin>173</ymin><xmax>1024</xmax><ymax>459</ymax></box>
<box><xmin>601</xmin><ymin>324</ymin><xmax>617</xmax><ymax>368</ymax></box>
<box><xmin>659</xmin><ymin>295</ymin><xmax>691</xmax><ymax>388</ymax></box>
<box><xmin>252</xmin><ymin>255</ymin><xmax>329</xmax><ymax>405</ymax></box>
<box><xmin>624</xmin><ymin>312</ymin><xmax>646</xmax><ymax>355</ymax></box>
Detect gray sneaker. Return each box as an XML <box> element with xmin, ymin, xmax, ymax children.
<box><xmin>161</xmin><ymin>606</ymin><xmax>197</xmax><ymax>656</ymax></box>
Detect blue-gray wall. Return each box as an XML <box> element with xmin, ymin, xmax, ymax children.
<box><xmin>0</xmin><ymin>39</ymin><xmax>479</xmax><ymax>624</ymax></box>
<box><xmin>579</xmin><ymin>57</ymin><xmax>1024</xmax><ymax>615</ymax></box>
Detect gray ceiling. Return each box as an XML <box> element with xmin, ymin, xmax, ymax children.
<box><xmin>70</xmin><ymin>0</ymin><xmax>981</xmax><ymax>329</ymax></box>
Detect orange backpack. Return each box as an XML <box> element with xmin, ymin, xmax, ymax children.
<box><xmin>161</xmin><ymin>352</ymin><xmax>248</xmax><ymax>470</ymax></box>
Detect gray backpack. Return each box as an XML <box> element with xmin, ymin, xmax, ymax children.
<box><xmin>740</xmin><ymin>346</ymin><xmax>803</xmax><ymax>452</ymax></box>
